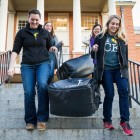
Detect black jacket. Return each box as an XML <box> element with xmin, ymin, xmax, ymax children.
<box><xmin>91</xmin><ymin>33</ymin><xmax>128</xmax><ymax>81</ymax></box>
<box><xmin>12</xmin><ymin>23</ymin><xmax>51</xmax><ymax>64</ymax></box>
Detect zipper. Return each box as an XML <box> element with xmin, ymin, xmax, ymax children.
<box><xmin>34</xmin><ymin>29</ymin><xmax>42</xmax><ymax>64</ymax></box>
<box><xmin>100</xmin><ymin>49</ymin><xmax>105</xmax><ymax>80</ymax></box>
<box><xmin>118</xmin><ymin>41</ymin><xmax>124</xmax><ymax>77</ymax></box>
<box><xmin>100</xmin><ymin>37</ymin><xmax>107</xmax><ymax>80</ymax></box>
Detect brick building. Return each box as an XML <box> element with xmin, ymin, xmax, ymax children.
<box><xmin>0</xmin><ymin>0</ymin><xmax>139</xmax><ymax>65</ymax></box>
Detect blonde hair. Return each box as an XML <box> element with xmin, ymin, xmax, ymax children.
<box><xmin>102</xmin><ymin>15</ymin><xmax>127</xmax><ymax>42</ymax></box>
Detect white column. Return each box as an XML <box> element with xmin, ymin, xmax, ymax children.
<box><xmin>120</xmin><ymin>6</ymin><xmax>125</xmax><ymax>33</ymax></box>
<box><xmin>101</xmin><ymin>13</ymin><xmax>109</xmax><ymax>28</ymax></box>
<box><xmin>37</xmin><ymin>0</ymin><xmax>44</xmax><ymax>25</ymax></box>
<box><xmin>108</xmin><ymin>0</ymin><xmax>116</xmax><ymax>16</ymax></box>
<box><xmin>6</xmin><ymin>13</ymin><xmax>15</xmax><ymax>51</ymax></box>
<box><xmin>73</xmin><ymin>0</ymin><xmax>82</xmax><ymax>52</ymax></box>
<box><xmin>0</xmin><ymin>0</ymin><xmax>8</xmax><ymax>52</ymax></box>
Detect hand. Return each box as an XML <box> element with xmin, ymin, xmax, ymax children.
<box><xmin>61</xmin><ymin>40</ymin><xmax>64</xmax><ymax>46</ymax></box>
<box><xmin>49</xmin><ymin>46</ymin><xmax>58</xmax><ymax>53</ymax></box>
<box><xmin>92</xmin><ymin>44</ymin><xmax>98</xmax><ymax>52</ymax></box>
<box><xmin>8</xmin><ymin>67</ymin><xmax>15</xmax><ymax>77</ymax></box>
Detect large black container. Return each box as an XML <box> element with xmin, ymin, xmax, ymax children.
<box><xmin>48</xmin><ymin>78</ymin><xmax>100</xmax><ymax>117</ymax></box>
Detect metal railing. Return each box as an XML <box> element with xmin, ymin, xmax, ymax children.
<box><xmin>0</xmin><ymin>51</ymin><xmax>11</xmax><ymax>86</ymax></box>
<box><xmin>128</xmin><ymin>59</ymin><xmax>140</xmax><ymax>107</ymax></box>
<box><xmin>0</xmin><ymin>51</ymin><xmax>140</xmax><ymax>107</ymax></box>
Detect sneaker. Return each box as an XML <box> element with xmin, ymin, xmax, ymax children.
<box><xmin>119</xmin><ymin>121</ymin><xmax>133</xmax><ymax>136</ymax></box>
<box><xmin>26</xmin><ymin>123</ymin><xmax>35</xmax><ymax>130</ymax></box>
<box><xmin>103</xmin><ymin>121</ymin><xmax>114</xmax><ymax>130</ymax></box>
<box><xmin>37</xmin><ymin>122</ymin><xmax>46</xmax><ymax>131</ymax></box>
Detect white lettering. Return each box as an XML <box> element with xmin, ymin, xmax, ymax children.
<box><xmin>64</xmin><ymin>80</ymin><xmax>84</xmax><ymax>88</ymax></box>
<box><xmin>112</xmin><ymin>44</ymin><xmax>118</xmax><ymax>52</ymax></box>
<box><xmin>105</xmin><ymin>42</ymin><xmax>111</xmax><ymax>52</ymax></box>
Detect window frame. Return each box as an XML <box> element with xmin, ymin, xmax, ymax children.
<box><xmin>48</xmin><ymin>13</ymin><xmax>69</xmax><ymax>31</ymax></box>
<box><xmin>16</xmin><ymin>13</ymin><xmax>28</xmax><ymax>32</ymax></box>
<box><xmin>81</xmin><ymin>13</ymin><xmax>100</xmax><ymax>30</ymax></box>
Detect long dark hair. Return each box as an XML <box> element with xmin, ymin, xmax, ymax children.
<box><xmin>91</xmin><ymin>24</ymin><xmax>102</xmax><ymax>37</ymax></box>
<box><xmin>43</xmin><ymin>21</ymin><xmax>55</xmax><ymax>38</ymax></box>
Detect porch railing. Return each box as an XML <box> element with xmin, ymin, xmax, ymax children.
<box><xmin>128</xmin><ymin>59</ymin><xmax>140</xmax><ymax>107</ymax></box>
<box><xmin>0</xmin><ymin>51</ymin><xmax>11</xmax><ymax>86</ymax></box>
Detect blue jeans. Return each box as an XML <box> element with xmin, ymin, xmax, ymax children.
<box><xmin>48</xmin><ymin>52</ymin><xmax>56</xmax><ymax>84</ymax></box>
<box><xmin>48</xmin><ymin>60</ymin><xmax>55</xmax><ymax>84</ymax></box>
<box><xmin>21</xmin><ymin>61</ymin><xmax>51</xmax><ymax>125</ymax></box>
<box><xmin>102</xmin><ymin>69</ymin><xmax>130</xmax><ymax>123</ymax></box>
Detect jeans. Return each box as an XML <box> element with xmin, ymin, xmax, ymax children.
<box><xmin>48</xmin><ymin>60</ymin><xmax>55</xmax><ymax>84</ymax></box>
<box><xmin>21</xmin><ymin>61</ymin><xmax>51</xmax><ymax>125</ymax></box>
<box><xmin>102</xmin><ymin>69</ymin><xmax>130</xmax><ymax>123</ymax></box>
<box><xmin>48</xmin><ymin>52</ymin><xmax>57</xmax><ymax>84</ymax></box>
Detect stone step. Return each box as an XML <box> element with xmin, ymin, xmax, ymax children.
<box><xmin>0</xmin><ymin>129</ymin><xmax>139</xmax><ymax>140</ymax></box>
<box><xmin>0</xmin><ymin>93</ymin><xmax>120</xmax><ymax>101</ymax></box>
<box><xmin>0</xmin><ymin>117</ymin><xmax>139</xmax><ymax>129</ymax></box>
<box><xmin>0</xmin><ymin>108</ymin><xmax>137</xmax><ymax>119</ymax></box>
<box><xmin>0</xmin><ymin>84</ymin><xmax>139</xmax><ymax>140</ymax></box>
<box><xmin>0</xmin><ymin>99</ymin><xmax>128</xmax><ymax>109</ymax></box>
<box><xmin>0</xmin><ymin>107</ymin><xmax>139</xmax><ymax>118</ymax></box>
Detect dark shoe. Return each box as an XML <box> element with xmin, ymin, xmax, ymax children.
<box><xmin>103</xmin><ymin>121</ymin><xmax>114</xmax><ymax>130</ymax></box>
<box><xmin>119</xmin><ymin>121</ymin><xmax>133</xmax><ymax>136</ymax></box>
<box><xmin>26</xmin><ymin>123</ymin><xmax>35</xmax><ymax>130</ymax></box>
<box><xmin>37</xmin><ymin>122</ymin><xmax>46</xmax><ymax>131</ymax></box>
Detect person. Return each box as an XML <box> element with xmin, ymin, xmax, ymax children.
<box><xmin>89</xmin><ymin>23</ymin><xmax>102</xmax><ymax>49</ymax></box>
<box><xmin>43</xmin><ymin>21</ymin><xmax>63</xmax><ymax>83</ymax></box>
<box><xmin>8</xmin><ymin>9</ymin><xmax>57</xmax><ymax>131</ymax></box>
<box><xmin>91</xmin><ymin>15</ymin><xmax>133</xmax><ymax>136</ymax></box>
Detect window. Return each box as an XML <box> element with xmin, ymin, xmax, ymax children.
<box><xmin>134</xmin><ymin>27</ymin><xmax>140</xmax><ymax>34</ymax></box>
<box><xmin>15</xmin><ymin>13</ymin><xmax>28</xmax><ymax>67</ymax></box>
<box><xmin>136</xmin><ymin>43</ymin><xmax>140</xmax><ymax>47</ymax></box>
<box><xmin>81</xmin><ymin>14</ymin><xmax>99</xmax><ymax>30</ymax></box>
<box><xmin>18</xmin><ymin>20</ymin><xmax>28</xmax><ymax>30</ymax></box>
<box><xmin>48</xmin><ymin>14</ymin><xmax>69</xmax><ymax>30</ymax></box>
<box><xmin>16</xmin><ymin>13</ymin><xmax>28</xmax><ymax>31</ymax></box>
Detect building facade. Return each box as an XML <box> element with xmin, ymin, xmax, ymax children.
<box><xmin>0</xmin><ymin>0</ymin><xmax>140</xmax><ymax>64</ymax></box>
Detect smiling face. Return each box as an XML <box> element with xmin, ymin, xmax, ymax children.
<box><xmin>108</xmin><ymin>18</ymin><xmax>120</xmax><ymax>36</ymax></box>
<box><xmin>93</xmin><ymin>25</ymin><xmax>101</xmax><ymax>36</ymax></box>
<box><xmin>28</xmin><ymin>13</ymin><xmax>40</xmax><ymax>29</ymax></box>
<box><xmin>44</xmin><ymin>22</ymin><xmax>52</xmax><ymax>32</ymax></box>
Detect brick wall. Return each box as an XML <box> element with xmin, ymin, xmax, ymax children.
<box><xmin>116</xmin><ymin>6</ymin><xmax>140</xmax><ymax>62</ymax></box>
<box><xmin>135</xmin><ymin>34</ymin><xmax>140</xmax><ymax>43</ymax></box>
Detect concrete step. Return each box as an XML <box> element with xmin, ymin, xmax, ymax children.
<box><xmin>0</xmin><ymin>108</ymin><xmax>138</xmax><ymax>119</ymax></box>
<box><xmin>0</xmin><ymin>129</ymin><xmax>139</xmax><ymax>140</ymax></box>
<box><xmin>0</xmin><ymin>98</ymin><xmax>129</xmax><ymax>110</ymax></box>
<box><xmin>0</xmin><ymin>117</ymin><xmax>139</xmax><ymax>129</ymax></box>
<box><xmin>0</xmin><ymin>84</ymin><xmax>140</xmax><ymax>140</ymax></box>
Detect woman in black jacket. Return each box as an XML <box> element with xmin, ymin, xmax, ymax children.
<box><xmin>8</xmin><ymin>9</ymin><xmax>57</xmax><ymax>131</ymax></box>
<box><xmin>91</xmin><ymin>15</ymin><xmax>133</xmax><ymax>136</ymax></box>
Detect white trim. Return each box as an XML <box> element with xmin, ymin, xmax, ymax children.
<box><xmin>48</xmin><ymin>13</ymin><xmax>69</xmax><ymax>16</ymax></box>
<box><xmin>116</xmin><ymin>1</ymin><xmax>136</xmax><ymax>7</ymax></box>
<box><xmin>136</xmin><ymin>43</ymin><xmax>140</xmax><ymax>47</ymax></box>
<box><xmin>108</xmin><ymin>0</ymin><xmax>116</xmax><ymax>15</ymax></box>
<box><xmin>134</xmin><ymin>30</ymin><xmax>140</xmax><ymax>34</ymax></box>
